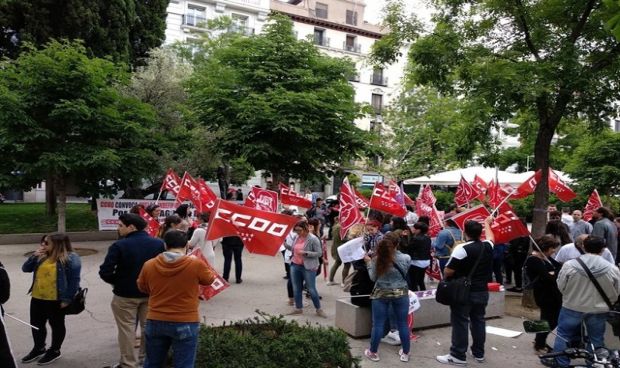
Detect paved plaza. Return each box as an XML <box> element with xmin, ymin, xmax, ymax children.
<box><xmin>0</xmin><ymin>239</ymin><xmax>595</xmax><ymax>367</ymax></box>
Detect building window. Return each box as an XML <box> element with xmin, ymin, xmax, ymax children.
<box><xmin>344</xmin><ymin>35</ymin><xmax>359</xmax><ymax>52</ymax></box>
<box><xmin>371</xmin><ymin>93</ymin><xmax>383</xmax><ymax>114</ymax></box>
<box><xmin>230</xmin><ymin>13</ymin><xmax>254</xmax><ymax>35</ymax></box>
<box><xmin>184</xmin><ymin>5</ymin><xmax>206</xmax><ymax>27</ymax></box>
<box><xmin>371</xmin><ymin>68</ymin><xmax>387</xmax><ymax>86</ymax></box>
<box><xmin>615</xmin><ymin>120</ymin><xmax>620</xmax><ymax>132</ymax></box>
<box><xmin>315</xmin><ymin>2</ymin><xmax>328</xmax><ymax>19</ymax></box>
<box><xmin>314</xmin><ymin>28</ymin><xmax>327</xmax><ymax>46</ymax></box>
<box><xmin>346</xmin><ymin>10</ymin><xmax>358</xmax><ymax>25</ymax></box>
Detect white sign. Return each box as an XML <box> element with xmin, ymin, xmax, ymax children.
<box><xmin>337</xmin><ymin>237</ymin><xmax>365</xmax><ymax>263</ymax></box>
<box><xmin>96</xmin><ymin>199</ymin><xmax>196</xmax><ymax>231</ymax></box>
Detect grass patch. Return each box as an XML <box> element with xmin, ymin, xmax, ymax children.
<box><xmin>0</xmin><ymin>203</ymin><xmax>98</xmax><ymax>234</ymax></box>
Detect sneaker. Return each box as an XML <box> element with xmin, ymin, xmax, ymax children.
<box><xmin>470</xmin><ymin>352</ymin><xmax>485</xmax><ymax>363</ymax></box>
<box><xmin>398</xmin><ymin>349</ymin><xmax>410</xmax><ymax>362</ymax></box>
<box><xmin>21</xmin><ymin>348</ymin><xmax>46</xmax><ymax>363</ymax></box>
<box><xmin>436</xmin><ymin>354</ymin><xmax>467</xmax><ymax>366</ymax></box>
<box><xmin>381</xmin><ymin>335</ymin><xmax>401</xmax><ymax>346</ymax></box>
<box><xmin>326</xmin><ymin>281</ymin><xmax>338</xmax><ymax>286</ymax></box>
<box><xmin>316</xmin><ymin>309</ymin><xmax>328</xmax><ymax>318</ymax></box>
<box><xmin>364</xmin><ymin>349</ymin><xmax>380</xmax><ymax>362</ymax></box>
<box><xmin>37</xmin><ymin>349</ymin><xmax>61</xmax><ymax>365</ymax></box>
<box><xmin>506</xmin><ymin>287</ymin><xmax>523</xmax><ymax>293</ymax></box>
<box><xmin>287</xmin><ymin>309</ymin><xmax>303</xmax><ymax>315</ymax></box>
<box><xmin>387</xmin><ymin>330</ymin><xmax>402</xmax><ymax>344</ymax></box>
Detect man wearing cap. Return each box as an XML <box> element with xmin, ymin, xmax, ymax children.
<box><xmin>432</xmin><ymin>214</ymin><xmax>462</xmax><ymax>274</ymax></box>
<box><xmin>99</xmin><ymin>213</ymin><xmax>165</xmax><ymax>368</ymax></box>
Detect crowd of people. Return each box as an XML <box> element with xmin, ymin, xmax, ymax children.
<box><xmin>1</xmin><ymin>191</ymin><xmax>620</xmax><ymax>367</ymax></box>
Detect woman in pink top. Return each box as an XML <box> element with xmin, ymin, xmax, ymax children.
<box><xmin>284</xmin><ymin>221</ymin><xmax>327</xmax><ymax>317</ymax></box>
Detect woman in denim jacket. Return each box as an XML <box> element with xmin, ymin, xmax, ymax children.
<box><xmin>364</xmin><ymin>234</ymin><xmax>412</xmax><ymax>363</ymax></box>
<box><xmin>21</xmin><ymin>233</ymin><xmax>81</xmax><ymax>365</ymax></box>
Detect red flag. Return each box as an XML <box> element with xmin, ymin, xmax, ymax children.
<box><xmin>548</xmin><ymin>169</ymin><xmax>577</xmax><ymax>202</ymax></box>
<box><xmin>197</xmin><ymin>179</ymin><xmax>218</xmax><ymax>212</ymax></box>
<box><xmin>414</xmin><ymin>199</ymin><xmax>442</xmax><ymax>237</ymax></box>
<box><xmin>418</xmin><ymin>185</ymin><xmax>436</xmax><ymax>206</ymax></box>
<box><xmin>176</xmin><ymin>172</ymin><xmax>204</xmax><ymax>210</ymax></box>
<box><xmin>206</xmin><ymin>199</ymin><xmax>297</xmax><ymax>256</ymax></box>
<box><xmin>354</xmin><ymin>189</ymin><xmax>370</xmax><ymax>209</ymax></box>
<box><xmin>339</xmin><ymin>177</ymin><xmax>365</xmax><ymax>239</ymax></box>
<box><xmin>455</xmin><ymin>175</ymin><xmax>482</xmax><ymax>207</ymax></box>
<box><xmin>138</xmin><ymin>207</ymin><xmax>160</xmax><ymax>237</ymax></box>
<box><xmin>450</xmin><ymin>205</ymin><xmax>491</xmax><ymax>234</ymax></box>
<box><xmin>188</xmin><ymin>248</ymin><xmax>230</xmax><ymax>300</ymax></box>
<box><xmin>487</xmin><ymin>178</ymin><xmax>510</xmax><ymax>209</ymax></box>
<box><xmin>426</xmin><ymin>250</ymin><xmax>442</xmax><ymax>281</ymax></box>
<box><xmin>369</xmin><ymin>182</ymin><xmax>407</xmax><ymax>217</ymax></box>
<box><xmin>472</xmin><ymin>175</ymin><xmax>488</xmax><ymax>200</ymax></box>
<box><xmin>160</xmin><ymin>169</ymin><xmax>182</xmax><ymax>196</ymax></box>
<box><xmin>512</xmin><ymin>170</ymin><xmax>541</xmax><ymax>199</ymax></box>
<box><xmin>279</xmin><ymin>183</ymin><xmax>313</xmax><ymax>209</ymax></box>
<box><xmin>244</xmin><ymin>187</ymin><xmax>279</xmax><ymax>213</ymax></box>
<box><xmin>583</xmin><ymin>189</ymin><xmax>602</xmax><ymax>222</ymax></box>
<box><xmin>491</xmin><ymin>211</ymin><xmax>530</xmax><ymax>244</ymax></box>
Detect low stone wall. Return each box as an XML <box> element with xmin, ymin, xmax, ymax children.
<box><xmin>335</xmin><ymin>289</ymin><xmax>505</xmax><ymax>338</ymax></box>
<box><xmin>0</xmin><ymin>231</ymin><xmax>117</xmax><ymax>245</ymax></box>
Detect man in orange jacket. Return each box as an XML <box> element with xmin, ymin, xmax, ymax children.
<box><xmin>137</xmin><ymin>230</ymin><xmax>215</xmax><ymax>368</ymax></box>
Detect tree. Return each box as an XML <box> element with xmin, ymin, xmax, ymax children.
<box><xmin>0</xmin><ymin>0</ymin><xmax>168</xmax><ymax>67</ymax></box>
<box><xmin>373</xmin><ymin>0</ymin><xmax>620</xmax><ymax>235</ymax></box>
<box><xmin>0</xmin><ymin>40</ymin><xmax>159</xmax><ymax>231</ymax></box>
<box><xmin>564</xmin><ymin>131</ymin><xmax>620</xmax><ymax>194</ymax></box>
<box><xmin>186</xmin><ymin>15</ymin><xmax>368</xmax><ymax>183</ymax></box>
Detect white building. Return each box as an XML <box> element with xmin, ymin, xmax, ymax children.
<box><xmin>164</xmin><ymin>0</ymin><xmax>271</xmax><ymax>44</ymax></box>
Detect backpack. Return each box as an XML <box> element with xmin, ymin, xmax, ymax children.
<box><xmin>306</xmin><ymin>206</ymin><xmax>317</xmax><ymax>219</ymax></box>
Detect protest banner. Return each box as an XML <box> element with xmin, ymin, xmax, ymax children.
<box><xmin>96</xmin><ymin>199</ymin><xmax>197</xmax><ymax>231</ymax></box>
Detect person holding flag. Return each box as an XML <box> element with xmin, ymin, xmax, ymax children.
<box><xmin>188</xmin><ymin>212</ymin><xmax>216</xmax><ymax>267</ymax></box>
<box><xmin>432</xmin><ymin>214</ymin><xmax>462</xmax><ymax>274</ymax></box>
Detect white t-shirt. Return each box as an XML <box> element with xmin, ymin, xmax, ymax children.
<box><xmin>554</xmin><ymin>243</ymin><xmax>615</xmax><ymax>265</ymax></box>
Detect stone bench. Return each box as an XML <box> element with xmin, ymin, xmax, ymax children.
<box><xmin>335</xmin><ymin>289</ymin><xmax>505</xmax><ymax>338</ymax></box>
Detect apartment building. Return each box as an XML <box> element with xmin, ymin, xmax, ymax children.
<box><xmin>164</xmin><ymin>0</ymin><xmax>271</xmax><ymax>44</ymax></box>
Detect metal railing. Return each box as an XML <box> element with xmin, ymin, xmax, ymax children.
<box><xmin>182</xmin><ymin>14</ymin><xmax>207</xmax><ymax>27</ymax></box>
<box><xmin>228</xmin><ymin>25</ymin><xmax>255</xmax><ymax>36</ymax></box>
<box><xmin>370</xmin><ymin>75</ymin><xmax>388</xmax><ymax>86</ymax></box>
<box><xmin>343</xmin><ymin>42</ymin><xmax>361</xmax><ymax>53</ymax></box>
<box><xmin>314</xmin><ymin>37</ymin><xmax>330</xmax><ymax>47</ymax></box>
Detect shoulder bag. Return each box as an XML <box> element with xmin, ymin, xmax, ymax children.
<box><xmin>435</xmin><ymin>242</ymin><xmax>486</xmax><ymax>306</ymax></box>
<box><xmin>64</xmin><ymin>287</ymin><xmax>88</xmax><ymax>315</ymax></box>
<box><xmin>575</xmin><ymin>258</ymin><xmax>620</xmax><ymax>336</ymax></box>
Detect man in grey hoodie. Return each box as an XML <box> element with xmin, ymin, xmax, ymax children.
<box><xmin>553</xmin><ymin>236</ymin><xmax>620</xmax><ymax>367</ymax></box>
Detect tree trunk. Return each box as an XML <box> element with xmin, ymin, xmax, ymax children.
<box><xmin>531</xmin><ymin>122</ymin><xmax>555</xmax><ymax>237</ymax></box>
<box><xmin>45</xmin><ymin>173</ymin><xmax>56</xmax><ymax>216</ymax></box>
<box><xmin>56</xmin><ymin>176</ymin><xmax>67</xmax><ymax>233</ymax></box>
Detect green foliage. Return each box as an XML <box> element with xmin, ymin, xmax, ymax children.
<box><xmin>186</xmin><ymin>15</ymin><xmax>368</xmax><ymax>182</ymax></box>
<box><xmin>564</xmin><ymin>132</ymin><xmax>620</xmax><ymax>195</ymax></box>
<box><xmin>604</xmin><ymin>0</ymin><xmax>620</xmax><ymax>40</ymax></box>
<box><xmin>0</xmin><ymin>40</ymin><xmax>159</xmax><ymax>201</ymax></box>
<box><xmin>0</xmin><ymin>203</ymin><xmax>97</xmax><ymax>234</ymax></box>
<box><xmin>433</xmin><ymin>191</ymin><xmax>455</xmax><ymax>212</ymax></box>
<box><xmin>0</xmin><ymin>0</ymin><xmax>168</xmax><ymax>67</ymax></box>
<box><xmin>196</xmin><ymin>312</ymin><xmax>360</xmax><ymax>368</ymax></box>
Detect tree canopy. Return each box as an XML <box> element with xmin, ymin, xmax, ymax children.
<box><xmin>373</xmin><ymin>0</ymin><xmax>620</xmax><ymax>235</ymax></box>
<box><xmin>186</xmin><ymin>15</ymin><xmax>368</xmax><ymax>182</ymax></box>
<box><xmin>0</xmin><ymin>0</ymin><xmax>168</xmax><ymax>66</ymax></box>
<box><xmin>564</xmin><ymin>131</ymin><xmax>620</xmax><ymax>194</ymax></box>
<box><xmin>0</xmin><ymin>40</ymin><xmax>160</xmax><ymax>230</ymax></box>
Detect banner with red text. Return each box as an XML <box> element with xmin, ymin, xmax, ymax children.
<box><xmin>96</xmin><ymin>199</ymin><xmax>196</xmax><ymax>231</ymax></box>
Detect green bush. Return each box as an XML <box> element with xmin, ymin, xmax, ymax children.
<box><xmin>196</xmin><ymin>311</ymin><xmax>360</xmax><ymax>368</ymax></box>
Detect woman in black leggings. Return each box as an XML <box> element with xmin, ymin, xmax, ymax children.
<box><xmin>405</xmin><ymin>222</ymin><xmax>432</xmax><ymax>291</ymax></box>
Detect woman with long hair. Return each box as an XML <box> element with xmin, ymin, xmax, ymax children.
<box><xmin>364</xmin><ymin>236</ymin><xmax>412</xmax><ymax>363</ymax></box>
<box><xmin>174</xmin><ymin>204</ymin><xmax>193</xmax><ymax>233</ymax></box>
<box><xmin>158</xmin><ymin>215</ymin><xmax>182</xmax><ymax>238</ymax></box>
<box><xmin>21</xmin><ymin>233</ymin><xmax>81</xmax><ymax>365</ymax></box>
<box><xmin>188</xmin><ymin>212</ymin><xmax>215</xmax><ymax>266</ymax></box>
<box><xmin>545</xmin><ymin>220</ymin><xmax>572</xmax><ymax>246</ymax></box>
<box><xmin>285</xmin><ymin>221</ymin><xmax>327</xmax><ymax>317</ymax></box>
<box><xmin>524</xmin><ymin>235</ymin><xmax>562</xmax><ymax>354</ymax></box>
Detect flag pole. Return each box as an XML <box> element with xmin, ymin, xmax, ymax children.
<box><xmin>489</xmin><ymin>188</ymin><xmax>517</xmax><ymax>217</ymax></box>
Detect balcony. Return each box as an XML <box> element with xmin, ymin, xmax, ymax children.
<box><xmin>370</xmin><ymin>75</ymin><xmax>388</xmax><ymax>86</ymax></box>
<box><xmin>182</xmin><ymin>14</ymin><xmax>207</xmax><ymax>28</ymax></box>
<box><xmin>343</xmin><ymin>42</ymin><xmax>361</xmax><ymax>53</ymax></box>
<box><xmin>314</xmin><ymin>37</ymin><xmax>330</xmax><ymax>47</ymax></box>
<box><xmin>348</xmin><ymin>73</ymin><xmax>360</xmax><ymax>82</ymax></box>
<box><xmin>228</xmin><ymin>25</ymin><xmax>255</xmax><ymax>36</ymax></box>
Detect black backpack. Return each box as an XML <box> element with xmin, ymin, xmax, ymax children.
<box><xmin>349</xmin><ymin>267</ymin><xmax>374</xmax><ymax>307</ymax></box>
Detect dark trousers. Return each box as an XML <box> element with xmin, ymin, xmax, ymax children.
<box><xmin>285</xmin><ymin>263</ymin><xmax>293</xmax><ymax>298</ymax></box>
<box><xmin>222</xmin><ymin>245</ymin><xmax>243</xmax><ymax>282</ymax></box>
<box><xmin>535</xmin><ymin>302</ymin><xmax>561</xmax><ymax>348</ymax></box>
<box><xmin>492</xmin><ymin>258</ymin><xmax>503</xmax><ymax>284</ymax></box>
<box><xmin>30</xmin><ymin>298</ymin><xmax>66</xmax><ymax>351</ymax></box>
<box><xmin>511</xmin><ymin>253</ymin><xmax>527</xmax><ymax>288</ymax></box>
<box><xmin>0</xmin><ymin>314</ymin><xmax>17</xmax><ymax>368</ymax></box>
<box><xmin>450</xmin><ymin>291</ymin><xmax>489</xmax><ymax>361</ymax></box>
<box><xmin>407</xmin><ymin>265</ymin><xmax>427</xmax><ymax>291</ymax></box>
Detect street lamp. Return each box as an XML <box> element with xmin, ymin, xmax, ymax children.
<box><xmin>525</xmin><ymin>155</ymin><xmax>535</xmax><ymax>171</ymax></box>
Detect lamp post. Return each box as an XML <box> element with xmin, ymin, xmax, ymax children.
<box><xmin>525</xmin><ymin>155</ymin><xmax>535</xmax><ymax>171</ymax></box>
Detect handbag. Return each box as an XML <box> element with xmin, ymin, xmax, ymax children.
<box><xmin>575</xmin><ymin>258</ymin><xmax>620</xmax><ymax>335</ymax></box>
<box><xmin>64</xmin><ymin>287</ymin><xmax>88</xmax><ymax>315</ymax></box>
<box><xmin>435</xmin><ymin>241</ymin><xmax>486</xmax><ymax>306</ymax></box>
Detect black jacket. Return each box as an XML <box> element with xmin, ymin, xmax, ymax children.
<box><xmin>99</xmin><ymin>231</ymin><xmax>165</xmax><ymax>298</ymax></box>
<box><xmin>405</xmin><ymin>235</ymin><xmax>432</xmax><ymax>261</ymax></box>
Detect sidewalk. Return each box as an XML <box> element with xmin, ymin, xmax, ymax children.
<box><xmin>0</xmin><ymin>240</ymin><xmax>562</xmax><ymax>367</ymax></box>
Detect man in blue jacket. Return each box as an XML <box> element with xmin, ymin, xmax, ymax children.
<box><xmin>99</xmin><ymin>213</ymin><xmax>165</xmax><ymax>368</ymax></box>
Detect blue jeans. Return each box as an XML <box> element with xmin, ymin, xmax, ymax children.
<box><xmin>553</xmin><ymin>308</ymin><xmax>607</xmax><ymax>367</ymax></box>
<box><xmin>450</xmin><ymin>291</ymin><xmax>489</xmax><ymax>361</ymax></box>
<box><xmin>143</xmin><ymin>320</ymin><xmax>200</xmax><ymax>368</ymax></box>
<box><xmin>370</xmin><ymin>295</ymin><xmax>410</xmax><ymax>354</ymax></box>
<box><xmin>290</xmin><ymin>263</ymin><xmax>321</xmax><ymax>309</ymax></box>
